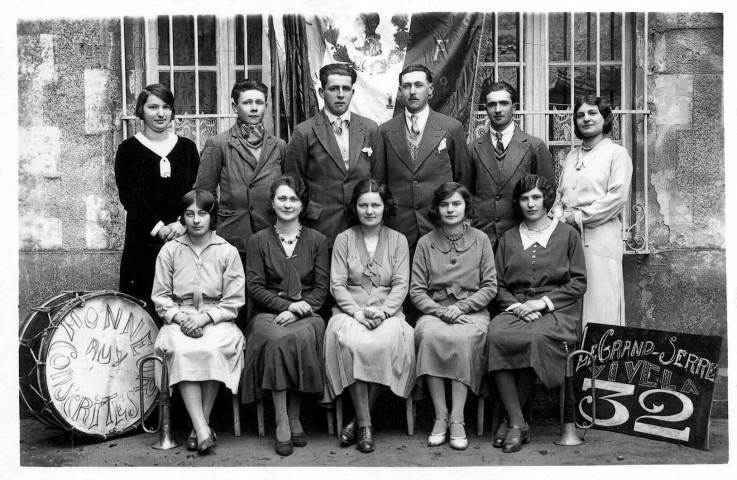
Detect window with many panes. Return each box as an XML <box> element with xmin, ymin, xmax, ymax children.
<box><xmin>470</xmin><ymin>12</ymin><xmax>649</xmax><ymax>253</ymax></box>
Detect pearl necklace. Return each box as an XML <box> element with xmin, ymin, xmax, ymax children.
<box><xmin>274</xmin><ymin>224</ymin><xmax>302</xmax><ymax>245</ymax></box>
<box><xmin>525</xmin><ymin>219</ymin><xmax>552</xmax><ymax>233</ymax></box>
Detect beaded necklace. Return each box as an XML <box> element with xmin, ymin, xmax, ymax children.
<box><xmin>442</xmin><ymin>223</ymin><xmax>468</xmax><ymax>243</ymax></box>
<box><xmin>274</xmin><ymin>224</ymin><xmax>302</xmax><ymax>245</ymax></box>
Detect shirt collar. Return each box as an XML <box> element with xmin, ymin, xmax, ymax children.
<box><xmin>519</xmin><ymin>217</ymin><xmax>558</xmax><ymax>250</ymax></box>
<box><xmin>324</xmin><ymin>109</ymin><xmax>352</xmax><ymax>125</ymax></box>
<box><xmin>488</xmin><ymin>122</ymin><xmax>515</xmax><ymax>138</ymax></box>
<box><xmin>174</xmin><ymin>231</ymin><xmax>226</xmax><ymax>249</ymax></box>
<box><xmin>405</xmin><ymin>105</ymin><xmax>429</xmax><ymax>123</ymax></box>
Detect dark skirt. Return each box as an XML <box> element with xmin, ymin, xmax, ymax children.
<box><xmin>486</xmin><ymin>311</ymin><xmax>576</xmax><ymax>389</ymax></box>
<box><xmin>241</xmin><ymin>311</ymin><xmax>326</xmax><ymax>403</ymax></box>
<box><xmin>119</xmin><ymin>239</ymin><xmax>163</xmax><ymax>321</ymax></box>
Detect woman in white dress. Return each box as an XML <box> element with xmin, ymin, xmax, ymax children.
<box><xmin>554</xmin><ymin>95</ymin><xmax>632</xmax><ymax>327</ymax></box>
<box><xmin>323</xmin><ymin>179</ymin><xmax>414</xmax><ymax>453</ymax></box>
<box><xmin>152</xmin><ymin>189</ymin><xmax>246</xmax><ymax>455</ymax></box>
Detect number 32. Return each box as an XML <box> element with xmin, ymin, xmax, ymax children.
<box><xmin>578</xmin><ymin>379</ymin><xmax>693</xmax><ymax>441</ymax></box>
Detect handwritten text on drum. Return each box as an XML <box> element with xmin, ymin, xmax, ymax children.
<box><xmin>47</xmin><ymin>301</ymin><xmax>157</xmax><ymax>431</ymax></box>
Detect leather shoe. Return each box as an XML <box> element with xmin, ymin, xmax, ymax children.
<box><xmin>186</xmin><ymin>431</ymin><xmax>197</xmax><ymax>451</ymax></box>
<box><xmin>197</xmin><ymin>435</ymin><xmax>216</xmax><ymax>455</ymax></box>
<box><xmin>275</xmin><ymin>437</ymin><xmax>294</xmax><ymax>456</ymax></box>
<box><xmin>427</xmin><ymin>417</ymin><xmax>448</xmax><ymax>447</ymax></box>
<box><xmin>339</xmin><ymin>419</ymin><xmax>357</xmax><ymax>446</ymax></box>
<box><xmin>356</xmin><ymin>426</ymin><xmax>375</xmax><ymax>453</ymax></box>
<box><xmin>493</xmin><ymin>419</ymin><xmax>509</xmax><ymax>448</ymax></box>
<box><xmin>502</xmin><ymin>423</ymin><xmax>530</xmax><ymax>453</ymax></box>
<box><xmin>449</xmin><ymin>421</ymin><xmax>468</xmax><ymax>450</ymax></box>
<box><xmin>291</xmin><ymin>431</ymin><xmax>307</xmax><ymax>447</ymax></box>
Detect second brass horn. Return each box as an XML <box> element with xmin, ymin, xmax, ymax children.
<box><xmin>554</xmin><ymin>343</ymin><xmax>597</xmax><ymax>446</ymax></box>
<box><xmin>139</xmin><ymin>354</ymin><xmax>181</xmax><ymax>450</ymax></box>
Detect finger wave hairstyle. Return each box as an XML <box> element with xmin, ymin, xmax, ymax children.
<box><xmin>512</xmin><ymin>175</ymin><xmax>556</xmax><ymax>218</ymax></box>
<box><xmin>346</xmin><ymin>179</ymin><xmax>397</xmax><ymax>225</ymax></box>
<box><xmin>427</xmin><ymin>181</ymin><xmax>476</xmax><ymax>226</ymax></box>
<box><xmin>267</xmin><ymin>175</ymin><xmax>311</xmax><ymax>220</ymax></box>
<box><xmin>178</xmin><ymin>189</ymin><xmax>218</xmax><ymax>230</ymax></box>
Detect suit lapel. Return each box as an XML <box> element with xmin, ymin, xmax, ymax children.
<box><xmin>227</xmin><ymin>125</ymin><xmax>258</xmax><ymax>170</ymax></box>
<box><xmin>500</xmin><ymin>129</ymin><xmax>530</xmax><ymax>179</ymax></box>
<box><xmin>386</xmin><ymin>116</ymin><xmax>414</xmax><ymax>172</ymax></box>
<box><xmin>414</xmin><ymin>110</ymin><xmax>444</xmax><ymax>171</ymax></box>
<box><xmin>347</xmin><ymin>117</ymin><xmax>365</xmax><ymax>175</ymax></box>
<box><xmin>477</xmin><ymin>132</ymin><xmax>502</xmax><ymax>186</ymax></box>
<box><xmin>313</xmin><ymin>111</ymin><xmax>347</xmax><ymax>175</ymax></box>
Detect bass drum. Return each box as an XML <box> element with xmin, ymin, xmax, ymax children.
<box><xmin>19</xmin><ymin>290</ymin><xmax>160</xmax><ymax>439</ymax></box>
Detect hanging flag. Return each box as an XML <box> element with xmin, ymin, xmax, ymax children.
<box><xmin>299</xmin><ymin>12</ymin><xmax>481</xmax><ymax>129</ymax></box>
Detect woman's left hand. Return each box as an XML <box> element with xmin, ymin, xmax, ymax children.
<box><xmin>514</xmin><ymin>299</ymin><xmax>547</xmax><ymax>318</ymax></box>
<box><xmin>288</xmin><ymin>301</ymin><xmax>313</xmax><ymax>317</ymax></box>
<box><xmin>362</xmin><ymin>306</ymin><xmax>385</xmax><ymax>320</ymax></box>
<box><xmin>441</xmin><ymin>305</ymin><xmax>463</xmax><ymax>323</ymax></box>
<box><xmin>275</xmin><ymin>311</ymin><xmax>298</xmax><ymax>326</ymax></box>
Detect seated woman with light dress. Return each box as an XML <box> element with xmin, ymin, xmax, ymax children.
<box><xmin>410</xmin><ymin>182</ymin><xmax>497</xmax><ymax>451</ymax></box>
<box><xmin>241</xmin><ymin>175</ymin><xmax>330</xmax><ymax>457</ymax></box>
<box><xmin>151</xmin><ymin>189</ymin><xmax>246</xmax><ymax>455</ymax></box>
<box><xmin>323</xmin><ymin>179</ymin><xmax>414</xmax><ymax>454</ymax></box>
<box><xmin>487</xmin><ymin>175</ymin><xmax>586</xmax><ymax>453</ymax></box>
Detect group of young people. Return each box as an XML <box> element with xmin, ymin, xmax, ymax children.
<box><xmin>114</xmin><ymin>62</ymin><xmax>632</xmax><ymax>457</ymax></box>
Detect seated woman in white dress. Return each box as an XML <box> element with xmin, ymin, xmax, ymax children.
<box><xmin>152</xmin><ymin>189</ymin><xmax>245</xmax><ymax>455</ymax></box>
<box><xmin>323</xmin><ymin>179</ymin><xmax>414</xmax><ymax>453</ymax></box>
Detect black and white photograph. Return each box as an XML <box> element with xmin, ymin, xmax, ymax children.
<box><xmin>1</xmin><ymin>0</ymin><xmax>733</xmax><ymax>477</ymax></box>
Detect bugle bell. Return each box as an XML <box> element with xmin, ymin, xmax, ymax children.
<box><xmin>139</xmin><ymin>354</ymin><xmax>181</xmax><ymax>450</ymax></box>
<box><xmin>554</xmin><ymin>342</ymin><xmax>597</xmax><ymax>446</ymax></box>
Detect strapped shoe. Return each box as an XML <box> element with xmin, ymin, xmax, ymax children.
<box><xmin>502</xmin><ymin>423</ymin><xmax>531</xmax><ymax>453</ymax></box>
<box><xmin>427</xmin><ymin>417</ymin><xmax>449</xmax><ymax>447</ymax></box>
<box><xmin>449</xmin><ymin>421</ymin><xmax>468</xmax><ymax>450</ymax></box>
<box><xmin>186</xmin><ymin>431</ymin><xmax>197</xmax><ymax>451</ymax></box>
<box><xmin>493</xmin><ymin>419</ymin><xmax>509</xmax><ymax>448</ymax></box>
<box><xmin>356</xmin><ymin>426</ymin><xmax>375</xmax><ymax>453</ymax></box>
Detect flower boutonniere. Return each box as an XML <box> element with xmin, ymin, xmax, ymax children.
<box><xmin>438</xmin><ymin>138</ymin><xmax>447</xmax><ymax>152</ymax></box>
<box><xmin>362</xmin><ymin>146</ymin><xmax>373</xmax><ymax>157</ymax></box>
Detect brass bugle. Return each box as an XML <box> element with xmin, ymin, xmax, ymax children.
<box><xmin>554</xmin><ymin>343</ymin><xmax>596</xmax><ymax>446</ymax></box>
<box><xmin>139</xmin><ymin>354</ymin><xmax>181</xmax><ymax>450</ymax></box>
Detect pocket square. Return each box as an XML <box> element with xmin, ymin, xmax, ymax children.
<box><xmin>438</xmin><ymin>138</ymin><xmax>447</xmax><ymax>152</ymax></box>
<box><xmin>362</xmin><ymin>146</ymin><xmax>373</xmax><ymax>157</ymax></box>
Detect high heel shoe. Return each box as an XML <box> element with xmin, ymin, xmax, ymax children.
<box><xmin>427</xmin><ymin>417</ymin><xmax>448</xmax><ymax>447</ymax></box>
<box><xmin>186</xmin><ymin>431</ymin><xmax>197</xmax><ymax>451</ymax></box>
<box><xmin>502</xmin><ymin>423</ymin><xmax>530</xmax><ymax>453</ymax></box>
<box><xmin>197</xmin><ymin>435</ymin><xmax>216</xmax><ymax>455</ymax></box>
<box><xmin>493</xmin><ymin>419</ymin><xmax>509</xmax><ymax>448</ymax></box>
<box><xmin>449</xmin><ymin>421</ymin><xmax>468</xmax><ymax>450</ymax></box>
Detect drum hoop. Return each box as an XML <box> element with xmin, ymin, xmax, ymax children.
<box><xmin>32</xmin><ymin>290</ymin><xmax>159</xmax><ymax>439</ymax></box>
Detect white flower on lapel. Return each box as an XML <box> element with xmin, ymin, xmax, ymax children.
<box><xmin>438</xmin><ymin>138</ymin><xmax>447</xmax><ymax>152</ymax></box>
<box><xmin>362</xmin><ymin>147</ymin><xmax>373</xmax><ymax>157</ymax></box>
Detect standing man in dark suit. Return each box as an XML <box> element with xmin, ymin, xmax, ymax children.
<box><xmin>285</xmin><ymin>63</ymin><xmax>381</xmax><ymax>248</ymax></box>
<box><xmin>468</xmin><ymin>80</ymin><xmax>556</xmax><ymax>249</ymax></box>
<box><xmin>374</xmin><ymin>64</ymin><xmax>471</xmax><ymax>252</ymax></box>
<box><xmin>194</xmin><ymin>79</ymin><xmax>286</xmax><ymax>328</ymax></box>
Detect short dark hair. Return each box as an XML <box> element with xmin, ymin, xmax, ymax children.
<box><xmin>267</xmin><ymin>175</ymin><xmax>311</xmax><ymax>220</ymax></box>
<box><xmin>135</xmin><ymin>84</ymin><xmax>176</xmax><ymax>121</ymax></box>
<box><xmin>427</xmin><ymin>182</ymin><xmax>476</xmax><ymax>226</ymax></box>
<box><xmin>399</xmin><ymin>64</ymin><xmax>433</xmax><ymax>85</ymax></box>
<box><xmin>231</xmin><ymin>78</ymin><xmax>268</xmax><ymax>104</ymax></box>
<box><xmin>512</xmin><ymin>175</ymin><xmax>556</xmax><ymax>217</ymax></box>
<box><xmin>319</xmin><ymin>63</ymin><xmax>357</xmax><ymax>89</ymax></box>
<box><xmin>573</xmin><ymin>95</ymin><xmax>614</xmax><ymax>140</ymax></box>
<box><xmin>178</xmin><ymin>189</ymin><xmax>218</xmax><ymax>230</ymax></box>
<box><xmin>480</xmin><ymin>80</ymin><xmax>517</xmax><ymax>106</ymax></box>
<box><xmin>346</xmin><ymin>179</ymin><xmax>397</xmax><ymax>226</ymax></box>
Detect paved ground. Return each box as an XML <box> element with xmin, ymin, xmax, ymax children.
<box><xmin>17</xmin><ymin>415</ymin><xmax>729</xmax><ymax>469</ymax></box>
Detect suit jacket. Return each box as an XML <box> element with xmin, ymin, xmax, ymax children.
<box><xmin>285</xmin><ymin>110</ymin><xmax>380</xmax><ymax>247</ymax></box>
<box><xmin>194</xmin><ymin>124</ymin><xmax>286</xmax><ymax>253</ymax></box>
<box><xmin>468</xmin><ymin>128</ymin><xmax>556</xmax><ymax>248</ymax></box>
<box><xmin>374</xmin><ymin>109</ymin><xmax>472</xmax><ymax>249</ymax></box>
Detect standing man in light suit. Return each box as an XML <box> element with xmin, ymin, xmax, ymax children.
<box><xmin>468</xmin><ymin>80</ymin><xmax>556</xmax><ymax>250</ymax></box>
<box><xmin>374</xmin><ymin>64</ymin><xmax>471</xmax><ymax>252</ymax></box>
<box><xmin>285</xmin><ymin>63</ymin><xmax>381</xmax><ymax>248</ymax></box>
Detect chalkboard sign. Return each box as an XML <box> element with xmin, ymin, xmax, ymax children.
<box><xmin>574</xmin><ymin>323</ymin><xmax>722</xmax><ymax>450</ymax></box>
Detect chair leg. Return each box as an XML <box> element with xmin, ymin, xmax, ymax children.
<box><xmin>477</xmin><ymin>396</ymin><xmax>485</xmax><ymax>436</ymax></box>
<box><xmin>327</xmin><ymin>406</ymin><xmax>335</xmax><ymax>436</ymax></box>
<box><xmin>405</xmin><ymin>397</ymin><xmax>414</xmax><ymax>436</ymax></box>
<box><xmin>335</xmin><ymin>396</ymin><xmax>344</xmax><ymax>437</ymax></box>
<box><xmin>232</xmin><ymin>394</ymin><xmax>241</xmax><ymax>437</ymax></box>
<box><xmin>256</xmin><ymin>399</ymin><xmax>265</xmax><ymax>437</ymax></box>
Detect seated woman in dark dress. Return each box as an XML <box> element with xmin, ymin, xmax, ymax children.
<box><xmin>241</xmin><ymin>175</ymin><xmax>330</xmax><ymax>457</ymax></box>
<box><xmin>487</xmin><ymin>174</ymin><xmax>587</xmax><ymax>453</ymax></box>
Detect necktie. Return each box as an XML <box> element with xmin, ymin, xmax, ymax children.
<box><xmin>332</xmin><ymin>117</ymin><xmax>345</xmax><ymax>135</ymax></box>
<box><xmin>410</xmin><ymin>114</ymin><xmax>420</xmax><ymax>138</ymax></box>
<box><xmin>495</xmin><ymin>131</ymin><xmax>505</xmax><ymax>153</ymax></box>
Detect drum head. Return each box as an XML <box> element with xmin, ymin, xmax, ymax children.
<box><xmin>34</xmin><ymin>291</ymin><xmax>160</xmax><ymax>438</ymax></box>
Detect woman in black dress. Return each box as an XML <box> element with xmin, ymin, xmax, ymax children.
<box><xmin>115</xmin><ymin>84</ymin><xmax>200</xmax><ymax>319</ymax></box>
